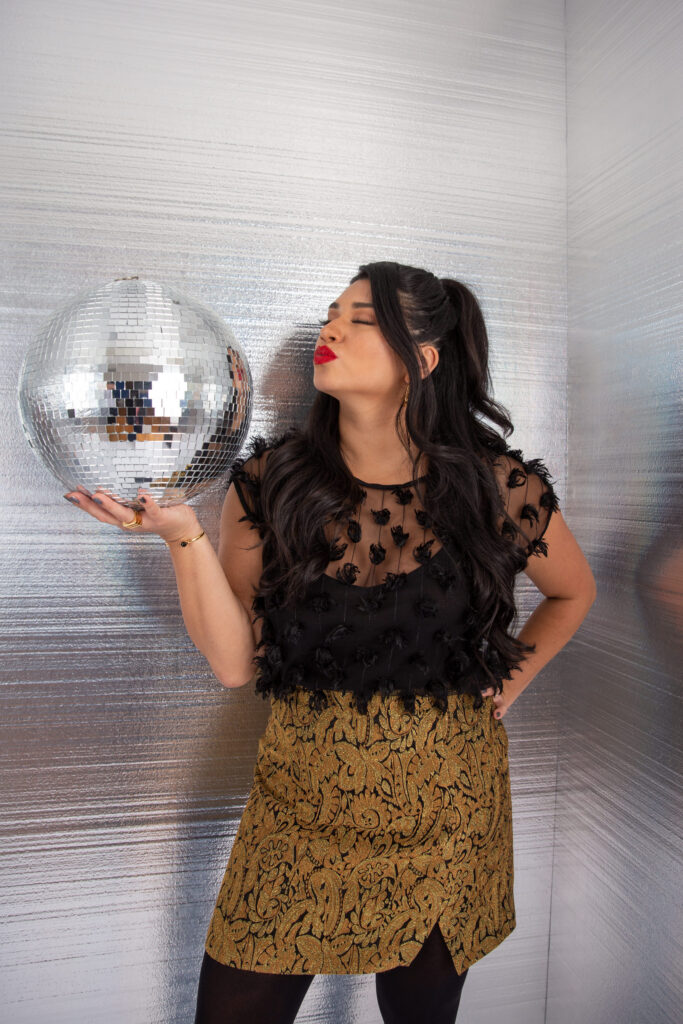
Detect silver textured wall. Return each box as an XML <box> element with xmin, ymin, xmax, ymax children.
<box><xmin>548</xmin><ymin>2</ymin><xmax>682</xmax><ymax>1022</ymax></box>
<box><xmin>4</xmin><ymin>1</ymin><xmax>673</xmax><ymax>1022</ymax></box>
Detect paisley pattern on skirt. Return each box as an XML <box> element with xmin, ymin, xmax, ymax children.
<box><xmin>204</xmin><ymin>685</ymin><xmax>515</xmax><ymax>975</ymax></box>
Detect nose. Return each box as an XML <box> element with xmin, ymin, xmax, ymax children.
<box><xmin>320</xmin><ymin>318</ymin><xmax>343</xmax><ymax>341</ymax></box>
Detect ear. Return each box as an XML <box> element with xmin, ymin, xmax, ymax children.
<box><xmin>404</xmin><ymin>345</ymin><xmax>440</xmax><ymax>386</ymax></box>
<box><xmin>420</xmin><ymin>344</ymin><xmax>439</xmax><ymax>378</ymax></box>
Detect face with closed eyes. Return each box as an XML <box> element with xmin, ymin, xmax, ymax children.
<box><xmin>313</xmin><ymin>278</ymin><xmax>410</xmax><ymax>404</ymax></box>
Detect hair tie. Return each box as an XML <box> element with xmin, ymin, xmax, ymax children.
<box><xmin>439</xmin><ymin>278</ymin><xmax>461</xmax><ymax>327</ymax></box>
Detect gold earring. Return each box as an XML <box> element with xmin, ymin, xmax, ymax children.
<box><xmin>402</xmin><ymin>383</ymin><xmax>411</xmax><ymax>451</ymax></box>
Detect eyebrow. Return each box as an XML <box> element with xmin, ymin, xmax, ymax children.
<box><xmin>328</xmin><ymin>302</ymin><xmax>375</xmax><ymax>309</ymax></box>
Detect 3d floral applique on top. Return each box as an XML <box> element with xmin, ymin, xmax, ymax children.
<box><xmin>227</xmin><ymin>434</ymin><xmax>559</xmax><ymax>716</ymax></box>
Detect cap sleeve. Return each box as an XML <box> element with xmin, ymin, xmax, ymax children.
<box><xmin>227</xmin><ymin>435</ymin><xmax>275</xmax><ymax>538</ymax></box>
<box><xmin>492</xmin><ymin>448</ymin><xmax>560</xmax><ymax>559</ymax></box>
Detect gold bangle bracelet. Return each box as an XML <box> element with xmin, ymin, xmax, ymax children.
<box><xmin>164</xmin><ymin>530</ymin><xmax>206</xmax><ymax>548</ymax></box>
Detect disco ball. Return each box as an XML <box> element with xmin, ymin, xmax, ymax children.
<box><xmin>17</xmin><ymin>276</ymin><xmax>253</xmax><ymax>509</ymax></box>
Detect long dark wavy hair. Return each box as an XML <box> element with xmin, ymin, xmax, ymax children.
<box><xmin>244</xmin><ymin>261</ymin><xmax>548</xmax><ymax>696</ymax></box>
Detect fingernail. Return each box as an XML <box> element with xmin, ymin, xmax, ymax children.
<box><xmin>64</xmin><ymin>495</ymin><xmax>80</xmax><ymax>504</ymax></box>
<box><xmin>495</xmin><ymin>712</ymin><xmax>501</xmax><ymax>718</ymax></box>
<box><xmin>92</xmin><ymin>497</ymin><xmax>104</xmax><ymax>506</ymax></box>
<box><xmin>139</xmin><ymin>496</ymin><xmax>146</xmax><ymax>503</ymax></box>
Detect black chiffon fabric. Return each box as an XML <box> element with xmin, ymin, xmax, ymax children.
<box><xmin>228</xmin><ymin>434</ymin><xmax>559</xmax><ymax>717</ymax></box>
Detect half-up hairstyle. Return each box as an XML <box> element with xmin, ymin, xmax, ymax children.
<box><xmin>229</xmin><ymin>261</ymin><xmax>560</xmax><ymax>702</ymax></box>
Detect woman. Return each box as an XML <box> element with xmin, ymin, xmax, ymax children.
<box><xmin>64</xmin><ymin>261</ymin><xmax>596</xmax><ymax>1024</ymax></box>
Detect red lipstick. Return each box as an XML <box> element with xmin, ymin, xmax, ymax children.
<box><xmin>314</xmin><ymin>344</ymin><xmax>338</xmax><ymax>364</ymax></box>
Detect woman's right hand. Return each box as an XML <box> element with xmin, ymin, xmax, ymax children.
<box><xmin>63</xmin><ymin>485</ymin><xmax>202</xmax><ymax>543</ymax></box>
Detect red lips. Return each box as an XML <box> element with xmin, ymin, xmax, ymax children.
<box><xmin>314</xmin><ymin>344</ymin><xmax>338</xmax><ymax>364</ymax></box>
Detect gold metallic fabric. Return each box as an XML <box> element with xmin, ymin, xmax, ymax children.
<box><xmin>205</xmin><ymin>686</ymin><xmax>515</xmax><ymax>975</ymax></box>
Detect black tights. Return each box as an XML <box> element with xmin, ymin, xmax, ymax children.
<box><xmin>194</xmin><ymin>921</ymin><xmax>468</xmax><ymax>1024</ymax></box>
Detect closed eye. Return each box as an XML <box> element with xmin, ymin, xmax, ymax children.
<box><xmin>318</xmin><ymin>319</ymin><xmax>374</xmax><ymax>326</ymax></box>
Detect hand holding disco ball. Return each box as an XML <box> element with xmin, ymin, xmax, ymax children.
<box><xmin>63</xmin><ymin>483</ymin><xmax>202</xmax><ymax>544</ymax></box>
<box><xmin>17</xmin><ymin>277</ymin><xmax>253</xmax><ymax>524</ymax></box>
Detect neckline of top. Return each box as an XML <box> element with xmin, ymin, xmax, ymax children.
<box><xmin>352</xmin><ymin>474</ymin><xmax>428</xmax><ymax>489</ymax></box>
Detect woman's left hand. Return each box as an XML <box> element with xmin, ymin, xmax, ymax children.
<box><xmin>480</xmin><ymin>683</ymin><xmax>525</xmax><ymax>720</ymax></box>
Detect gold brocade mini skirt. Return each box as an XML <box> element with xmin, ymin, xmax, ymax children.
<box><xmin>204</xmin><ymin>686</ymin><xmax>515</xmax><ymax>976</ymax></box>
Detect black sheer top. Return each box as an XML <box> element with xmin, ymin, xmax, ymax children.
<box><xmin>228</xmin><ymin>435</ymin><xmax>559</xmax><ymax>716</ymax></box>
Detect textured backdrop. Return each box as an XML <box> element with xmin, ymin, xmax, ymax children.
<box><xmin>0</xmin><ymin>1</ymin><xmax>678</xmax><ymax>1022</ymax></box>
<box><xmin>549</xmin><ymin>2</ymin><xmax>682</xmax><ymax>1023</ymax></box>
